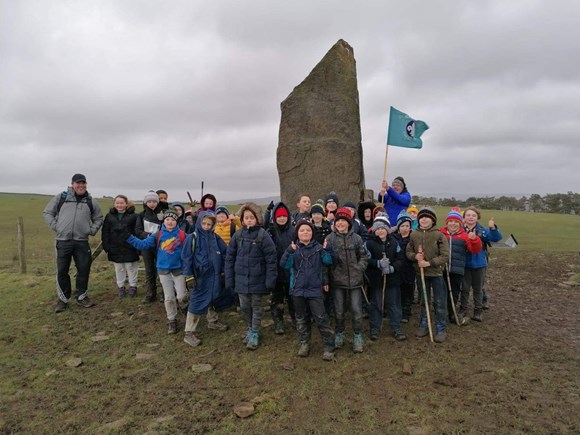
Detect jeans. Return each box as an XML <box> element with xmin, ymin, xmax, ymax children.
<box><xmin>462</xmin><ymin>267</ymin><xmax>486</xmax><ymax>310</ymax></box>
<box><xmin>293</xmin><ymin>296</ymin><xmax>335</xmax><ymax>352</ymax></box>
<box><xmin>238</xmin><ymin>293</ymin><xmax>264</xmax><ymax>332</ymax></box>
<box><xmin>333</xmin><ymin>287</ymin><xmax>363</xmax><ymax>335</ymax></box>
<box><xmin>56</xmin><ymin>240</ymin><xmax>92</xmax><ymax>302</ymax></box>
<box><xmin>270</xmin><ymin>280</ymin><xmax>295</xmax><ymax>324</ymax></box>
<box><xmin>418</xmin><ymin>275</ymin><xmax>447</xmax><ymax>333</ymax></box>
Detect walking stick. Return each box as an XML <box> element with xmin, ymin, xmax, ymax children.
<box><xmin>418</xmin><ymin>246</ymin><xmax>434</xmax><ymax>342</ymax></box>
<box><xmin>381</xmin><ymin>253</ymin><xmax>387</xmax><ymax>317</ymax></box>
<box><xmin>445</xmin><ymin>268</ymin><xmax>460</xmax><ymax>326</ymax></box>
<box><xmin>446</xmin><ymin>237</ymin><xmax>460</xmax><ymax>326</ymax></box>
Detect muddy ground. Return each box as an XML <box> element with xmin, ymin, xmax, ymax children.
<box><xmin>0</xmin><ymin>250</ymin><xmax>579</xmax><ymax>434</ymax></box>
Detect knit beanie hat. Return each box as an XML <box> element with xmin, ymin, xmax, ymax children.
<box><xmin>371</xmin><ymin>212</ymin><xmax>391</xmax><ymax>233</ymax></box>
<box><xmin>407</xmin><ymin>204</ymin><xmax>419</xmax><ymax>214</ymax></box>
<box><xmin>396</xmin><ymin>211</ymin><xmax>413</xmax><ymax>229</ymax></box>
<box><xmin>446</xmin><ymin>207</ymin><xmax>463</xmax><ymax>223</ymax></box>
<box><xmin>274</xmin><ymin>207</ymin><xmax>289</xmax><ymax>219</ymax></box>
<box><xmin>334</xmin><ymin>208</ymin><xmax>353</xmax><ymax>228</ymax></box>
<box><xmin>392</xmin><ymin>176</ymin><xmax>406</xmax><ymax>190</ymax></box>
<box><xmin>215</xmin><ymin>206</ymin><xmax>230</xmax><ymax>217</ymax></box>
<box><xmin>325</xmin><ymin>192</ymin><xmax>339</xmax><ymax>207</ymax></box>
<box><xmin>295</xmin><ymin>218</ymin><xmax>315</xmax><ymax>239</ymax></box>
<box><xmin>343</xmin><ymin>200</ymin><xmax>357</xmax><ymax>209</ymax></box>
<box><xmin>143</xmin><ymin>190</ymin><xmax>159</xmax><ymax>204</ymax></box>
<box><xmin>417</xmin><ymin>207</ymin><xmax>437</xmax><ymax>226</ymax></box>
<box><xmin>372</xmin><ymin>205</ymin><xmax>386</xmax><ymax>220</ymax></box>
<box><xmin>163</xmin><ymin>209</ymin><xmax>179</xmax><ymax>221</ymax></box>
<box><xmin>310</xmin><ymin>203</ymin><xmax>326</xmax><ymax>216</ymax></box>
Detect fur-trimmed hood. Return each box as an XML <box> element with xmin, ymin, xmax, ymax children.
<box><xmin>238</xmin><ymin>202</ymin><xmax>263</xmax><ymax>226</ymax></box>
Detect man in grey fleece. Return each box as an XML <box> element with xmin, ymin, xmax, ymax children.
<box><xmin>43</xmin><ymin>173</ymin><xmax>103</xmax><ymax>313</ymax></box>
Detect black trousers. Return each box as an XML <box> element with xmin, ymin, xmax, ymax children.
<box><xmin>56</xmin><ymin>240</ymin><xmax>92</xmax><ymax>301</ymax></box>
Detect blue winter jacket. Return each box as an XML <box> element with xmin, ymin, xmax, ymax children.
<box><xmin>464</xmin><ymin>223</ymin><xmax>502</xmax><ymax>269</ymax></box>
<box><xmin>377</xmin><ymin>188</ymin><xmax>412</xmax><ymax>226</ymax></box>
<box><xmin>225</xmin><ymin>225</ymin><xmax>278</xmax><ymax>294</ymax></box>
<box><xmin>127</xmin><ymin>225</ymin><xmax>185</xmax><ymax>272</ymax></box>
<box><xmin>281</xmin><ymin>240</ymin><xmax>333</xmax><ymax>298</ymax></box>
<box><xmin>181</xmin><ymin>211</ymin><xmax>233</xmax><ymax>313</ymax></box>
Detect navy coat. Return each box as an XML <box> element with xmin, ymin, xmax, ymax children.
<box><xmin>281</xmin><ymin>240</ymin><xmax>333</xmax><ymax>298</ymax></box>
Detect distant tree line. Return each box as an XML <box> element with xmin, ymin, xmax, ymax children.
<box><xmin>413</xmin><ymin>192</ymin><xmax>580</xmax><ymax>215</ymax></box>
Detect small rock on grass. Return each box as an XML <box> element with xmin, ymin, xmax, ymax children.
<box><xmin>66</xmin><ymin>358</ymin><xmax>83</xmax><ymax>367</ymax></box>
<box><xmin>45</xmin><ymin>369</ymin><xmax>57</xmax><ymax>377</ymax></box>
<box><xmin>101</xmin><ymin>418</ymin><xmax>128</xmax><ymax>431</ymax></box>
<box><xmin>146</xmin><ymin>343</ymin><xmax>161</xmax><ymax>348</ymax></box>
<box><xmin>281</xmin><ymin>361</ymin><xmax>295</xmax><ymax>371</ymax></box>
<box><xmin>191</xmin><ymin>363</ymin><xmax>213</xmax><ymax>373</ymax></box>
<box><xmin>234</xmin><ymin>402</ymin><xmax>255</xmax><ymax>418</ymax></box>
<box><xmin>136</xmin><ymin>353</ymin><xmax>154</xmax><ymax>360</ymax></box>
<box><xmin>91</xmin><ymin>335</ymin><xmax>110</xmax><ymax>342</ymax></box>
<box><xmin>110</xmin><ymin>312</ymin><xmax>124</xmax><ymax>317</ymax></box>
<box><xmin>262</xmin><ymin>319</ymin><xmax>274</xmax><ymax>328</ymax></box>
<box><xmin>403</xmin><ymin>361</ymin><xmax>413</xmax><ymax>376</ymax></box>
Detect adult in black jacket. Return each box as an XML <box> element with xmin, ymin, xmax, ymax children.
<box><xmin>135</xmin><ymin>191</ymin><xmax>165</xmax><ymax>303</ymax></box>
<box><xmin>102</xmin><ymin>196</ymin><xmax>140</xmax><ymax>297</ymax></box>
<box><xmin>365</xmin><ymin>213</ymin><xmax>406</xmax><ymax>341</ymax></box>
<box><xmin>266</xmin><ymin>202</ymin><xmax>296</xmax><ymax>334</ymax></box>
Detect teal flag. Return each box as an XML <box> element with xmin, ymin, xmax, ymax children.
<box><xmin>387</xmin><ymin>106</ymin><xmax>429</xmax><ymax>149</ymax></box>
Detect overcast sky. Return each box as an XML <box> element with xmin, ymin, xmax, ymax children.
<box><xmin>1</xmin><ymin>0</ymin><xmax>578</xmax><ymax>203</ymax></box>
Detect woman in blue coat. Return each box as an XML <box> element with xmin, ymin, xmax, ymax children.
<box><xmin>181</xmin><ymin>211</ymin><xmax>233</xmax><ymax>346</ymax></box>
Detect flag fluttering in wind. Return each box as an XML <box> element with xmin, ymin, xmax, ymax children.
<box><xmin>387</xmin><ymin>106</ymin><xmax>429</xmax><ymax>149</ymax></box>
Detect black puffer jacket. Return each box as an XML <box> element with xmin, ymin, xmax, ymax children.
<box><xmin>135</xmin><ymin>203</ymin><xmax>165</xmax><ymax>239</ymax></box>
<box><xmin>392</xmin><ymin>232</ymin><xmax>416</xmax><ymax>284</ymax></box>
<box><xmin>267</xmin><ymin>202</ymin><xmax>295</xmax><ymax>284</ymax></box>
<box><xmin>365</xmin><ymin>233</ymin><xmax>404</xmax><ymax>290</ymax></box>
<box><xmin>102</xmin><ymin>206</ymin><xmax>140</xmax><ymax>263</ymax></box>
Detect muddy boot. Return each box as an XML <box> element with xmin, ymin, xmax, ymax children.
<box><xmin>434</xmin><ymin>331</ymin><xmax>447</xmax><ymax>343</ymax></box>
<box><xmin>142</xmin><ymin>290</ymin><xmax>157</xmax><ymax>304</ymax></box>
<box><xmin>167</xmin><ymin>320</ymin><xmax>177</xmax><ymax>334</ymax></box>
<box><xmin>208</xmin><ymin>320</ymin><xmax>229</xmax><ymax>331</ymax></box>
<box><xmin>274</xmin><ymin>319</ymin><xmax>285</xmax><ymax>335</ymax></box>
<box><xmin>246</xmin><ymin>329</ymin><xmax>259</xmax><ymax>350</ymax></box>
<box><xmin>184</xmin><ymin>332</ymin><xmax>202</xmax><ymax>347</ymax></box>
<box><xmin>322</xmin><ymin>350</ymin><xmax>335</xmax><ymax>361</ymax></box>
<box><xmin>334</xmin><ymin>332</ymin><xmax>345</xmax><ymax>349</ymax></box>
<box><xmin>353</xmin><ymin>333</ymin><xmax>364</xmax><ymax>353</ymax></box>
<box><xmin>297</xmin><ymin>341</ymin><xmax>310</xmax><ymax>357</ymax></box>
<box><xmin>118</xmin><ymin>287</ymin><xmax>126</xmax><ymax>298</ymax></box>
<box><xmin>128</xmin><ymin>287</ymin><xmax>137</xmax><ymax>297</ymax></box>
<box><xmin>472</xmin><ymin>309</ymin><xmax>483</xmax><ymax>322</ymax></box>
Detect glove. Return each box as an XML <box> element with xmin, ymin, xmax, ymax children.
<box><xmin>378</xmin><ymin>257</ymin><xmax>390</xmax><ymax>269</ymax></box>
<box><xmin>382</xmin><ymin>265</ymin><xmax>394</xmax><ymax>275</ymax></box>
<box><xmin>267</xmin><ymin>201</ymin><xmax>275</xmax><ymax>211</ymax></box>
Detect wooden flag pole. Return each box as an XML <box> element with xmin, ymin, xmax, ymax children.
<box><xmin>381</xmin><ymin>144</ymin><xmax>390</xmax><ymax>204</ymax></box>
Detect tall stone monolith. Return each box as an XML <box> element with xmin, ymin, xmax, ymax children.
<box><xmin>277</xmin><ymin>39</ymin><xmax>366</xmax><ymax>207</ymax></box>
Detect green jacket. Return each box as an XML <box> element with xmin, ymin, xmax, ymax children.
<box><xmin>406</xmin><ymin>226</ymin><xmax>449</xmax><ymax>277</ymax></box>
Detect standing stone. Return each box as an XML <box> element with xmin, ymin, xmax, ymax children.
<box><xmin>277</xmin><ymin>39</ymin><xmax>366</xmax><ymax>206</ymax></box>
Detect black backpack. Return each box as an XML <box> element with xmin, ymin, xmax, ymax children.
<box><xmin>56</xmin><ymin>191</ymin><xmax>94</xmax><ymax>215</ymax></box>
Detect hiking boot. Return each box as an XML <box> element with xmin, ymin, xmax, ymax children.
<box><xmin>434</xmin><ymin>331</ymin><xmax>447</xmax><ymax>343</ymax></box>
<box><xmin>128</xmin><ymin>287</ymin><xmax>137</xmax><ymax>297</ymax></box>
<box><xmin>54</xmin><ymin>299</ymin><xmax>67</xmax><ymax>314</ymax></box>
<box><xmin>118</xmin><ymin>287</ymin><xmax>126</xmax><ymax>298</ymax></box>
<box><xmin>298</xmin><ymin>341</ymin><xmax>310</xmax><ymax>357</ymax></box>
<box><xmin>394</xmin><ymin>331</ymin><xmax>407</xmax><ymax>341</ymax></box>
<box><xmin>208</xmin><ymin>321</ymin><xmax>229</xmax><ymax>331</ymax></box>
<box><xmin>353</xmin><ymin>333</ymin><xmax>364</xmax><ymax>353</ymax></box>
<box><xmin>274</xmin><ymin>320</ymin><xmax>285</xmax><ymax>335</ymax></box>
<box><xmin>184</xmin><ymin>332</ymin><xmax>202</xmax><ymax>347</ymax></box>
<box><xmin>472</xmin><ymin>309</ymin><xmax>483</xmax><ymax>322</ymax></box>
<box><xmin>246</xmin><ymin>330</ymin><xmax>259</xmax><ymax>350</ymax></box>
<box><xmin>322</xmin><ymin>350</ymin><xmax>335</xmax><ymax>361</ymax></box>
<box><xmin>167</xmin><ymin>320</ymin><xmax>177</xmax><ymax>334</ymax></box>
<box><xmin>334</xmin><ymin>332</ymin><xmax>345</xmax><ymax>349</ymax></box>
<box><xmin>142</xmin><ymin>292</ymin><xmax>156</xmax><ymax>304</ymax></box>
<box><xmin>415</xmin><ymin>327</ymin><xmax>429</xmax><ymax>338</ymax></box>
<box><xmin>370</xmin><ymin>329</ymin><xmax>379</xmax><ymax>341</ymax></box>
<box><xmin>401</xmin><ymin>317</ymin><xmax>409</xmax><ymax>324</ymax></box>
<box><xmin>76</xmin><ymin>295</ymin><xmax>95</xmax><ymax>308</ymax></box>
<box><xmin>482</xmin><ymin>300</ymin><xmax>490</xmax><ymax>310</ymax></box>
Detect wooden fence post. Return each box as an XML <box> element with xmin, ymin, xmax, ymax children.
<box><xmin>17</xmin><ymin>217</ymin><xmax>26</xmax><ymax>274</ymax></box>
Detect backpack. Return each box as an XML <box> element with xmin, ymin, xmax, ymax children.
<box><xmin>156</xmin><ymin>229</ymin><xmax>187</xmax><ymax>247</ymax></box>
<box><xmin>57</xmin><ymin>191</ymin><xmax>94</xmax><ymax>215</ymax></box>
<box><xmin>232</xmin><ymin>227</ymin><xmax>266</xmax><ymax>250</ymax></box>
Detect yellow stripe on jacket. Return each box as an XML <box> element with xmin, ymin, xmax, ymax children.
<box><xmin>214</xmin><ymin>216</ymin><xmax>241</xmax><ymax>245</ymax></box>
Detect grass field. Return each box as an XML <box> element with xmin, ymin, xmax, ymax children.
<box><xmin>0</xmin><ymin>193</ymin><xmax>579</xmax><ymax>433</ymax></box>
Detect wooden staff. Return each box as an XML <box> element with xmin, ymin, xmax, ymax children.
<box><xmin>418</xmin><ymin>245</ymin><xmax>434</xmax><ymax>342</ymax></box>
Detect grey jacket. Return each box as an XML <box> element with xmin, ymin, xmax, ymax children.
<box><xmin>325</xmin><ymin>229</ymin><xmax>368</xmax><ymax>289</ymax></box>
<box><xmin>43</xmin><ymin>188</ymin><xmax>104</xmax><ymax>241</ymax></box>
